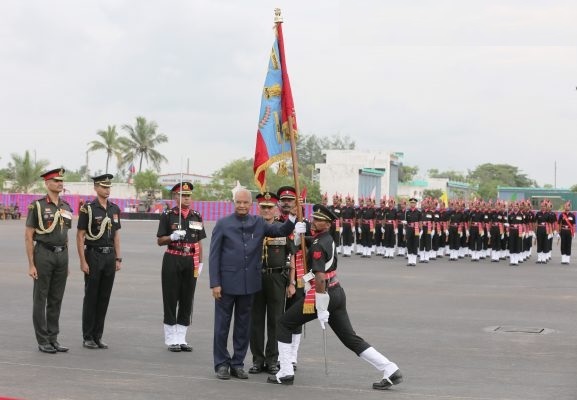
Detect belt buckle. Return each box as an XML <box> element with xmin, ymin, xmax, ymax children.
<box><xmin>54</xmin><ymin>246</ymin><xmax>64</xmax><ymax>253</ymax></box>
<box><xmin>102</xmin><ymin>247</ymin><xmax>112</xmax><ymax>254</ymax></box>
<box><xmin>183</xmin><ymin>246</ymin><xmax>191</xmax><ymax>253</ymax></box>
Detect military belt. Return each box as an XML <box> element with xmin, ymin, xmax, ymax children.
<box><xmin>87</xmin><ymin>246</ymin><xmax>115</xmax><ymax>254</ymax></box>
<box><xmin>38</xmin><ymin>242</ymin><xmax>67</xmax><ymax>253</ymax></box>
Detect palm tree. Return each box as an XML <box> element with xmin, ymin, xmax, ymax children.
<box><xmin>87</xmin><ymin>125</ymin><xmax>123</xmax><ymax>174</ymax></box>
<box><xmin>120</xmin><ymin>116</ymin><xmax>168</xmax><ymax>173</ymax></box>
<box><xmin>11</xmin><ymin>150</ymin><xmax>49</xmax><ymax>193</ymax></box>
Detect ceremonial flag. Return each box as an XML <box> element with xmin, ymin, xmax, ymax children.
<box><xmin>253</xmin><ymin>14</ymin><xmax>298</xmax><ymax>192</ymax></box>
<box><xmin>128</xmin><ymin>163</ymin><xmax>136</xmax><ymax>175</ymax></box>
<box><xmin>440</xmin><ymin>191</ymin><xmax>448</xmax><ymax>207</ymax></box>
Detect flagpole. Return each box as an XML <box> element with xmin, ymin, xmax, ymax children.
<box><xmin>274</xmin><ymin>8</ymin><xmax>307</xmax><ymax>264</ymax></box>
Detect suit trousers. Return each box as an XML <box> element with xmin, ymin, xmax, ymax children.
<box><xmin>33</xmin><ymin>245</ymin><xmax>68</xmax><ymax>345</ymax></box>
<box><xmin>213</xmin><ymin>292</ymin><xmax>254</xmax><ymax>370</ymax></box>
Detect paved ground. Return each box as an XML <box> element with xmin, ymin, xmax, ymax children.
<box><xmin>1</xmin><ymin>219</ymin><xmax>576</xmax><ymax>400</ymax></box>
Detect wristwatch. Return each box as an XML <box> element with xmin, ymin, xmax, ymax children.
<box><xmin>290</xmin><ymin>280</ymin><xmax>296</xmax><ymax>286</ymax></box>
<box><xmin>115</xmin><ymin>258</ymin><xmax>123</xmax><ymax>262</ymax></box>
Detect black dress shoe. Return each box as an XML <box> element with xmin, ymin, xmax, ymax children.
<box><xmin>248</xmin><ymin>364</ymin><xmax>263</xmax><ymax>374</ymax></box>
<box><xmin>83</xmin><ymin>340</ymin><xmax>99</xmax><ymax>349</ymax></box>
<box><xmin>51</xmin><ymin>341</ymin><xmax>69</xmax><ymax>352</ymax></box>
<box><xmin>180</xmin><ymin>344</ymin><xmax>193</xmax><ymax>352</ymax></box>
<box><xmin>230</xmin><ymin>367</ymin><xmax>248</xmax><ymax>379</ymax></box>
<box><xmin>168</xmin><ymin>344</ymin><xmax>181</xmax><ymax>352</ymax></box>
<box><xmin>266</xmin><ymin>364</ymin><xmax>280</xmax><ymax>374</ymax></box>
<box><xmin>94</xmin><ymin>339</ymin><xmax>108</xmax><ymax>349</ymax></box>
<box><xmin>267</xmin><ymin>375</ymin><xmax>294</xmax><ymax>385</ymax></box>
<box><xmin>38</xmin><ymin>343</ymin><xmax>57</xmax><ymax>354</ymax></box>
<box><xmin>373</xmin><ymin>369</ymin><xmax>403</xmax><ymax>390</ymax></box>
<box><xmin>216</xmin><ymin>365</ymin><xmax>230</xmax><ymax>380</ymax></box>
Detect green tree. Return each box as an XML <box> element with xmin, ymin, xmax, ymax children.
<box><xmin>65</xmin><ymin>166</ymin><xmax>88</xmax><ymax>182</ymax></box>
<box><xmin>10</xmin><ymin>151</ymin><xmax>50</xmax><ymax>193</ymax></box>
<box><xmin>467</xmin><ymin>163</ymin><xmax>536</xmax><ymax>199</ymax></box>
<box><xmin>428</xmin><ymin>168</ymin><xmax>466</xmax><ymax>181</ymax></box>
<box><xmin>120</xmin><ymin>116</ymin><xmax>168</xmax><ymax>172</ymax></box>
<box><xmin>399</xmin><ymin>165</ymin><xmax>419</xmax><ymax>183</ymax></box>
<box><xmin>423</xmin><ymin>189</ymin><xmax>444</xmax><ymax>199</ymax></box>
<box><xmin>133</xmin><ymin>170</ymin><xmax>162</xmax><ymax>194</ymax></box>
<box><xmin>87</xmin><ymin>125</ymin><xmax>124</xmax><ymax>174</ymax></box>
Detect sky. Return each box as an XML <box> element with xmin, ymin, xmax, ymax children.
<box><xmin>1</xmin><ymin>0</ymin><xmax>576</xmax><ymax>188</ymax></box>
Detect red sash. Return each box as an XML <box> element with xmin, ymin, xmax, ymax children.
<box><xmin>303</xmin><ymin>270</ymin><xmax>337</xmax><ymax>314</ymax></box>
<box><xmin>561</xmin><ymin>213</ymin><xmax>575</xmax><ymax>236</ymax></box>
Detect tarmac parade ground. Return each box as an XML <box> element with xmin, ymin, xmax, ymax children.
<box><xmin>1</xmin><ymin>219</ymin><xmax>576</xmax><ymax>400</ymax></box>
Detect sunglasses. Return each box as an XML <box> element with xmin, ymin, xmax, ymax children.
<box><xmin>259</xmin><ymin>205</ymin><xmax>275</xmax><ymax>209</ymax></box>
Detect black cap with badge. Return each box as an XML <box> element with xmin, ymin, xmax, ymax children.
<box><xmin>91</xmin><ymin>174</ymin><xmax>114</xmax><ymax>188</ymax></box>
<box><xmin>311</xmin><ymin>204</ymin><xmax>338</xmax><ymax>222</ymax></box>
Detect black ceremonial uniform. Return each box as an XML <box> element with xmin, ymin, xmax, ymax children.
<box><xmin>558</xmin><ymin>211</ymin><xmax>575</xmax><ymax>263</ymax></box>
<box><xmin>26</xmin><ymin>196</ymin><xmax>73</xmax><ymax>347</ymax></box>
<box><xmin>405</xmin><ymin>206</ymin><xmax>422</xmax><ymax>263</ymax></box>
<box><xmin>77</xmin><ymin>199</ymin><xmax>121</xmax><ymax>343</ymax></box>
<box><xmin>271</xmin><ymin>204</ymin><xmax>402</xmax><ymax>389</ymax></box>
<box><xmin>340</xmin><ymin>204</ymin><xmax>355</xmax><ymax>255</ymax></box>
<box><xmin>250</xmin><ymin>221</ymin><xmax>292</xmax><ymax>372</ymax></box>
<box><xmin>382</xmin><ymin>206</ymin><xmax>397</xmax><ymax>258</ymax></box>
<box><xmin>157</xmin><ymin>207</ymin><xmax>206</xmax><ymax>333</ymax></box>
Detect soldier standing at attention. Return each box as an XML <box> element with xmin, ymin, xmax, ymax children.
<box><xmin>25</xmin><ymin>168</ymin><xmax>72</xmax><ymax>354</ymax></box>
<box><xmin>405</xmin><ymin>198</ymin><xmax>422</xmax><ymax>267</ymax></box>
<box><xmin>156</xmin><ymin>182</ymin><xmax>206</xmax><ymax>352</ymax></box>
<box><xmin>249</xmin><ymin>192</ymin><xmax>290</xmax><ymax>375</ymax></box>
<box><xmin>340</xmin><ymin>195</ymin><xmax>356</xmax><ymax>257</ymax></box>
<box><xmin>558</xmin><ymin>201</ymin><xmax>575</xmax><ymax>265</ymax></box>
<box><xmin>76</xmin><ymin>174</ymin><xmax>122</xmax><ymax>350</ymax></box>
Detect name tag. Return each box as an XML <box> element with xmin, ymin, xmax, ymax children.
<box><xmin>189</xmin><ymin>221</ymin><xmax>203</xmax><ymax>230</ymax></box>
<box><xmin>303</xmin><ymin>271</ymin><xmax>314</xmax><ymax>283</ymax></box>
<box><xmin>267</xmin><ymin>237</ymin><xmax>287</xmax><ymax>246</ymax></box>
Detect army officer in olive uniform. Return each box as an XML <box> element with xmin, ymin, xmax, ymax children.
<box><xmin>25</xmin><ymin>168</ymin><xmax>73</xmax><ymax>354</ymax></box>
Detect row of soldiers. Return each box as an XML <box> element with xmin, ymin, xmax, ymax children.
<box><xmin>322</xmin><ymin>194</ymin><xmax>576</xmax><ymax>266</ymax></box>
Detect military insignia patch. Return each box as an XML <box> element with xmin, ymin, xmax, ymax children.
<box><xmin>313</xmin><ymin>251</ymin><xmax>322</xmax><ymax>260</ymax></box>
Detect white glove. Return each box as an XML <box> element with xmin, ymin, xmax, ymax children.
<box><xmin>402</xmin><ymin>220</ymin><xmax>407</xmax><ymax>225</ymax></box>
<box><xmin>504</xmin><ymin>223</ymin><xmax>510</xmax><ymax>228</ymax></box>
<box><xmin>466</xmin><ymin>229</ymin><xmax>470</xmax><ymax>237</ymax></box>
<box><xmin>479</xmin><ymin>230</ymin><xmax>484</xmax><ymax>237</ymax></box>
<box><xmin>500</xmin><ymin>234</ymin><xmax>504</xmax><ymax>240</ymax></box>
<box><xmin>315</xmin><ymin>292</ymin><xmax>330</xmax><ymax>329</ymax></box>
<box><xmin>487</xmin><ymin>232</ymin><xmax>491</xmax><ymax>238</ymax></box>
<box><xmin>547</xmin><ymin>233</ymin><xmax>552</xmax><ymax>239</ymax></box>
<box><xmin>396</xmin><ymin>228</ymin><xmax>399</xmax><ymax>234</ymax></box>
<box><xmin>459</xmin><ymin>232</ymin><xmax>463</xmax><ymax>238</ymax></box>
<box><xmin>419</xmin><ymin>230</ymin><xmax>423</xmax><ymax>236</ymax></box>
<box><xmin>170</xmin><ymin>230</ymin><xmax>186</xmax><ymax>241</ymax></box>
<box><xmin>357</xmin><ymin>227</ymin><xmax>362</xmax><ymax>234</ymax></box>
<box><xmin>381</xmin><ymin>227</ymin><xmax>385</xmax><ymax>233</ymax></box>
<box><xmin>445</xmin><ymin>230</ymin><xmax>449</xmax><ymax>236</ymax></box>
<box><xmin>294</xmin><ymin>222</ymin><xmax>306</xmax><ymax>235</ymax></box>
<box><xmin>431</xmin><ymin>230</ymin><xmax>435</xmax><ymax>236</ymax></box>
<box><xmin>317</xmin><ymin>310</ymin><xmax>330</xmax><ymax>329</ymax></box>
<box><xmin>197</xmin><ymin>262</ymin><xmax>204</xmax><ymax>276</ymax></box>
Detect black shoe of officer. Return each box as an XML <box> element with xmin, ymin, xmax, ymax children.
<box><xmin>51</xmin><ymin>341</ymin><xmax>69</xmax><ymax>352</ymax></box>
<box><xmin>266</xmin><ymin>364</ymin><xmax>280</xmax><ymax>374</ymax></box>
<box><xmin>216</xmin><ymin>365</ymin><xmax>230</xmax><ymax>380</ymax></box>
<box><xmin>249</xmin><ymin>364</ymin><xmax>263</xmax><ymax>374</ymax></box>
<box><xmin>373</xmin><ymin>369</ymin><xmax>403</xmax><ymax>390</ymax></box>
<box><xmin>180</xmin><ymin>343</ymin><xmax>193</xmax><ymax>352</ymax></box>
<box><xmin>267</xmin><ymin>375</ymin><xmax>294</xmax><ymax>385</ymax></box>
<box><xmin>94</xmin><ymin>339</ymin><xmax>108</xmax><ymax>349</ymax></box>
<box><xmin>83</xmin><ymin>339</ymin><xmax>99</xmax><ymax>349</ymax></box>
<box><xmin>168</xmin><ymin>344</ymin><xmax>181</xmax><ymax>352</ymax></box>
<box><xmin>230</xmin><ymin>367</ymin><xmax>248</xmax><ymax>379</ymax></box>
<box><xmin>38</xmin><ymin>343</ymin><xmax>57</xmax><ymax>354</ymax></box>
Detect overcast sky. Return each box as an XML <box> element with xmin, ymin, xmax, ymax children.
<box><xmin>1</xmin><ymin>0</ymin><xmax>576</xmax><ymax>188</ymax></box>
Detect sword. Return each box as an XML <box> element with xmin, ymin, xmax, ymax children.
<box><xmin>323</xmin><ymin>327</ymin><xmax>328</xmax><ymax>375</ymax></box>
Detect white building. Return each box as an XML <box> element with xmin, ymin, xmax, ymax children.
<box><xmin>315</xmin><ymin>150</ymin><xmax>401</xmax><ymax>204</ymax></box>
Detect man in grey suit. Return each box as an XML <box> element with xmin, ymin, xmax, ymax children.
<box><xmin>209</xmin><ymin>188</ymin><xmax>304</xmax><ymax>380</ymax></box>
